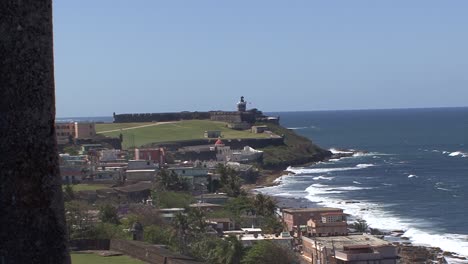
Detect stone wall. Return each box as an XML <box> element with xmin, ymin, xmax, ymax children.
<box><xmin>113</xmin><ymin>112</ymin><xmax>210</xmax><ymax>123</ymax></box>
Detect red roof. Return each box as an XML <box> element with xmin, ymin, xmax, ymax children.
<box><xmin>215</xmin><ymin>139</ymin><xmax>224</xmax><ymax>145</ymax></box>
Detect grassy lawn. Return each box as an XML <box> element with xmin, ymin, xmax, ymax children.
<box><xmin>96</xmin><ymin>120</ymin><xmax>270</xmax><ymax>149</ymax></box>
<box><xmin>64</xmin><ymin>184</ymin><xmax>111</xmax><ymax>192</ymax></box>
<box><xmin>71</xmin><ymin>252</ymin><xmax>146</xmax><ymax>264</ymax></box>
<box><xmin>95</xmin><ymin>122</ymin><xmax>151</xmax><ymax>133</ymax></box>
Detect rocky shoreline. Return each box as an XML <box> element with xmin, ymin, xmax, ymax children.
<box><xmin>252</xmin><ymin>149</ymin><xmax>466</xmax><ymax>264</ymax></box>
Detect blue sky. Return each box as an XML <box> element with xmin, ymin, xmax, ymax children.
<box><xmin>54</xmin><ymin>1</ymin><xmax>468</xmax><ymax>117</ymax></box>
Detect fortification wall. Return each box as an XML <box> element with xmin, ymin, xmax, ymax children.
<box><xmin>144</xmin><ymin>137</ymin><xmax>284</xmax><ymax>151</ymax></box>
<box><xmin>113</xmin><ymin>112</ymin><xmax>211</xmax><ymax>123</ymax></box>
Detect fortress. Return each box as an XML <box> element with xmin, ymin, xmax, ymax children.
<box><xmin>113</xmin><ymin>96</ymin><xmax>279</xmax><ymax>126</ymax></box>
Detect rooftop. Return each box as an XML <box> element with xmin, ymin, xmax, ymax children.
<box><xmin>303</xmin><ymin>234</ymin><xmax>392</xmax><ymax>250</ymax></box>
<box><xmin>282</xmin><ymin>207</ymin><xmax>343</xmax><ymax>213</ymax></box>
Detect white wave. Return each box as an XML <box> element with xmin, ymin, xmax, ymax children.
<box><xmin>313</xmin><ymin>175</ymin><xmax>334</xmax><ymax>181</ymax></box>
<box><xmin>329</xmin><ymin>148</ymin><xmax>354</xmax><ymax>154</ymax></box>
<box><xmin>287</xmin><ymin>126</ymin><xmax>308</xmax><ymax>130</ymax></box>
<box><xmin>310</xmin><ymin>183</ymin><xmax>328</xmax><ymax>188</ymax></box>
<box><xmin>356</xmin><ymin>163</ymin><xmax>375</xmax><ymax>168</ymax></box>
<box><xmin>449</xmin><ymin>151</ymin><xmax>463</xmax><ymax>157</ymax></box>
<box><xmin>404</xmin><ymin>229</ymin><xmax>468</xmax><ymax>259</ymax></box>
<box><xmin>287</xmin><ymin>163</ymin><xmax>375</xmax><ymax>175</ymax></box>
<box><xmin>328</xmin><ymin>158</ymin><xmax>341</xmax><ymax>162</ymax></box>
<box><xmin>408</xmin><ymin>174</ymin><xmax>417</xmax><ymax>178</ymax></box>
<box><xmin>353</xmin><ymin>181</ymin><xmax>362</xmax><ymax>185</ymax></box>
<box><xmin>448</xmin><ymin>151</ymin><xmax>468</xmax><ymax>158</ymax></box>
<box><xmin>304</xmin><ymin>185</ymin><xmax>468</xmax><ymax>259</ymax></box>
<box><xmin>382</xmin><ymin>183</ymin><xmax>393</xmax><ymax>186</ymax></box>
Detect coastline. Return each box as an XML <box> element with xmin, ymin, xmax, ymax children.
<box><xmin>250</xmin><ymin>149</ymin><xmax>465</xmax><ymax>264</ymax></box>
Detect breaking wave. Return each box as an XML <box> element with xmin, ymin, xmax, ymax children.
<box><xmin>286</xmin><ymin>164</ymin><xmax>375</xmax><ymax>175</ymax></box>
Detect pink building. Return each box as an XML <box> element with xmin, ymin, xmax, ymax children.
<box><xmin>134</xmin><ymin>148</ymin><xmax>165</xmax><ymax>164</ymax></box>
<box><xmin>282</xmin><ymin>207</ymin><xmax>344</xmax><ymax>232</ymax></box>
<box><xmin>307</xmin><ymin>212</ymin><xmax>348</xmax><ymax>237</ymax></box>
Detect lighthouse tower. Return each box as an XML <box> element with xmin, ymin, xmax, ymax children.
<box><xmin>237</xmin><ymin>96</ymin><xmax>247</xmax><ymax>112</ymax></box>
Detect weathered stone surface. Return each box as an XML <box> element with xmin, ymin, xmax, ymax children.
<box><xmin>0</xmin><ymin>1</ymin><xmax>70</xmax><ymax>263</ymax></box>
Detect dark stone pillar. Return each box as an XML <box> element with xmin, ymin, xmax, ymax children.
<box><xmin>0</xmin><ymin>1</ymin><xmax>70</xmax><ymax>263</ymax></box>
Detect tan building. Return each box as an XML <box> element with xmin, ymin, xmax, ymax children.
<box><xmin>282</xmin><ymin>207</ymin><xmax>344</xmax><ymax>232</ymax></box>
<box><xmin>302</xmin><ymin>234</ymin><xmax>398</xmax><ymax>264</ymax></box>
<box><xmin>307</xmin><ymin>212</ymin><xmax>348</xmax><ymax>237</ymax></box>
<box><xmin>55</xmin><ymin>122</ymin><xmax>96</xmax><ymax>144</ymax></box>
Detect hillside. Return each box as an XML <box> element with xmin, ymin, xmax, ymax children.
<box><xmin>257</xmin><ymin>123</ymin><xmax>332</xmax><ymax>169</ymax></box>
<box><xmin>96</xmin><ymin>120</ymin><xmax>270</xmax><ymax>149</ymax></box>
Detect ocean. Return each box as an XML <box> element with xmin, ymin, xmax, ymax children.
<box><xmin>259</xmin><ymin>107</ymin><xmax>468</xmax><ymax>259</ymax></box>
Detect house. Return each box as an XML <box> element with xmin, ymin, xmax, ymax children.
<box><xmin>168</xmin><ymin>167</ymin><xmax>209</xmax><ymax>191</ymax></box>
<box><xmin>207</xmin><ymin>218</ymin><xmax>233</xmax><ymax>232</ymax></box>
<box><xmin>194</xmin><ymin>193</ymin><xmax>229</xmax><ymax>205</ymax></box>
<box><xmin>302</xmin><ymin>234</ymin><xmax>398</xmax><ymax>264</ymax></box>
<box><xmin>307</xmin><ymin>212</ymin><xmax>348</xmax><ymax>237</ymax></box>
<box><xmin>114</xmin><ymin>182</ymin><xmax>152</xmax><ymax>203</ymax></box>
<box><xmin>282</xmin><ymin>207</ymin><xmax>344</xmax><ymax>232</ymax></box>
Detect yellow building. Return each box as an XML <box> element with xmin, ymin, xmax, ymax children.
<box><xmin>55</xmin><ymin>122</ymin><xmax>96</xmax><ymax>144</ymax></box>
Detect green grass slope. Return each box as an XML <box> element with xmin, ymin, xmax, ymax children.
<box><xmin>258</xmin><ymin>123</ymin><xmax>332</xmax><ymax>169</ymax></box>
<box><xmin>97</xmin><ymin>120</ymin><xmax>270</xmax><ymax>149</ymax></box>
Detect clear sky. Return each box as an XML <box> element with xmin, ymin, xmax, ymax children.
<box><xmin>54</xmin><ymin>1</ymin><xmax>468</xmax><ymax>117</ymax></box>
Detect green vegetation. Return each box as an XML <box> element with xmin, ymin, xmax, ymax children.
<box><xmin>258</xmin><ymin>123</ymin><xmax>331</xmax><ymax>169</ymax></box>
<box><xmin>96</xmin><ymin>120</ymin><xmax>270</xmax><ymax>149</ymax></box>
<box><xmin>242</xmin><ymin>241</ymin><xmax>299</xmax><ymax>264</ymax></box>
<box><xmin>153</xmin><ymin>191</ymin><xmax>194</xmax><ymax>208</ymax></box>
<box><xmin>65</xmin><ymin>184</ymin><xmax>110</xmax><ymax>192</ymax></box>
<box><xmin>71</xmin><ymin>252</ymin><xmax>145</xmax><ymax>264</ymax></box>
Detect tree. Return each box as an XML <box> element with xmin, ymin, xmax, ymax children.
<box><xmin>242</xmin><ymin>241</ymin><xmax>298</xmax><ymax>264</ymax></box>
<box><xmin>99</xmin><ymin>204</ymin><xmax>120</xmax><ymax>225</ymax></box>
<box><xmin>253</xmin><ymin>193</ymin><xmax>276</xmax><ymax>217</ymax></box>
<box><xmin>156</xmin><ymin>168</ymin><xmax>189</xmax><ymax>191</ymax></box>
<box><xmin>65</xmin><ymin>201</ymin><xmax>94</xmax><ymax>240</ymax></box>
<box><xmin>144</xmin><ymin>225</ymin><xmax>173</xmax><ymax>245</ymax></box>
<box><xmin>352</xmin><ymin>219</ymin><xmax>369</xmax><ymax>233</ymax></box>
<box><xmin>217</xmin><ymin>164</ymin><xmax>243</xmax><ymax>197</ymax></box>
<box><xmin>172</xmin><ymin>212</ymin><xmax>190</xmax><ymax>254</ymax></box>
<box><xmin>63</xmin><ymin>184</ymin><xmax>75</xmax><ymax>202</ymax></box>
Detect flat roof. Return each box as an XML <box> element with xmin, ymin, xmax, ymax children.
<box><xmin>303</xmin><ymin>234</ymin><xmax>392</xmax><ymax>250</ymax></box>
<box><xmin>189</xmin><ymin>203</ymin><xmax>222</xmax><ymax>208</ymax></box>
<box><xmin>282</xmin><ymin>207</ymin><xmax>343</xmax><ymax>213</ymax></box>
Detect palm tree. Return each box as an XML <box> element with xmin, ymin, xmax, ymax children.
<box><xmin>213</xmin><ymin>235</ymin><xmax>244</xmax><ymax>264</ymax></box>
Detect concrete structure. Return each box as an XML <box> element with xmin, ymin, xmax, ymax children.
<box><xmin>282</xmin><ymin>208</ymin><xmax>344</xmax><ymax>232</ymax></box>
<box><xmin>55</xmin><ymin>122</ymin><xmax>96</xmax><ymax>144</ymax></box>
<box><xmin>217</xmin><ymin>146</ymin><xmax>263</xmax><ymax>162</ymax></box>
<box><xmin>0</xmin><ymin>1</ymin><xmax>70</xmax><ymax>262</ymax></box>
<box><xmin>307</xmin><ymin>212</ymin><xmax>348</xmax><ymax>237</ymax></box>
<box><xmin>126</xmin><ymin>169</ymin><xmax>157</xmax><ymax>181</ymax></box>
<box><xmin>194</xmin><ymin>193</ymin><xmax>229</xmax><ymax>205</ymax></box>
<box><xmin>235</xmin><ymin>232</ymin><xmax>293</xmax><ymax>249</ymax></box>
<box><xmin>251</xmin><ymin>125</ymin><xmax>268</xmax><ymax>134</ymax></box>
<box><xmin>204</xmin><ymin>130</ymin><xmax>221</xmax><ymax>138</ymax></box>
<box><xmin>302</xmin><ymin>234</ymin><xmax>398</xmax><ymax>264</ymax></box>
<box><xmin>99</xmin><ymin>149</ymin><xmax>122</xmax><ymax>162</ymax></box>
<box><xmin>158</xmin><ymin>208</ymin><xmax>185</xmax><ymax>223</ymax></box>
<box><xmin>128</xmin><ymin>160</ymin><xmax>159</xmax><ymax>170</ymax></box>
<box><xmin>189</xmin><ymin>202</ymin><xmax>222</xmax><ymax>212</ymax></box>
<box><xmin>207</xmin><ymin>218</ymin><xmax>233</xmax><ymax>232</ymax></box>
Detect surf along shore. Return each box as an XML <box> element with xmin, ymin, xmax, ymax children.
<box><xmin>249</xmin><ymin>149</ymin><xmax>465</xmax><ymax>264</ymax></box>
